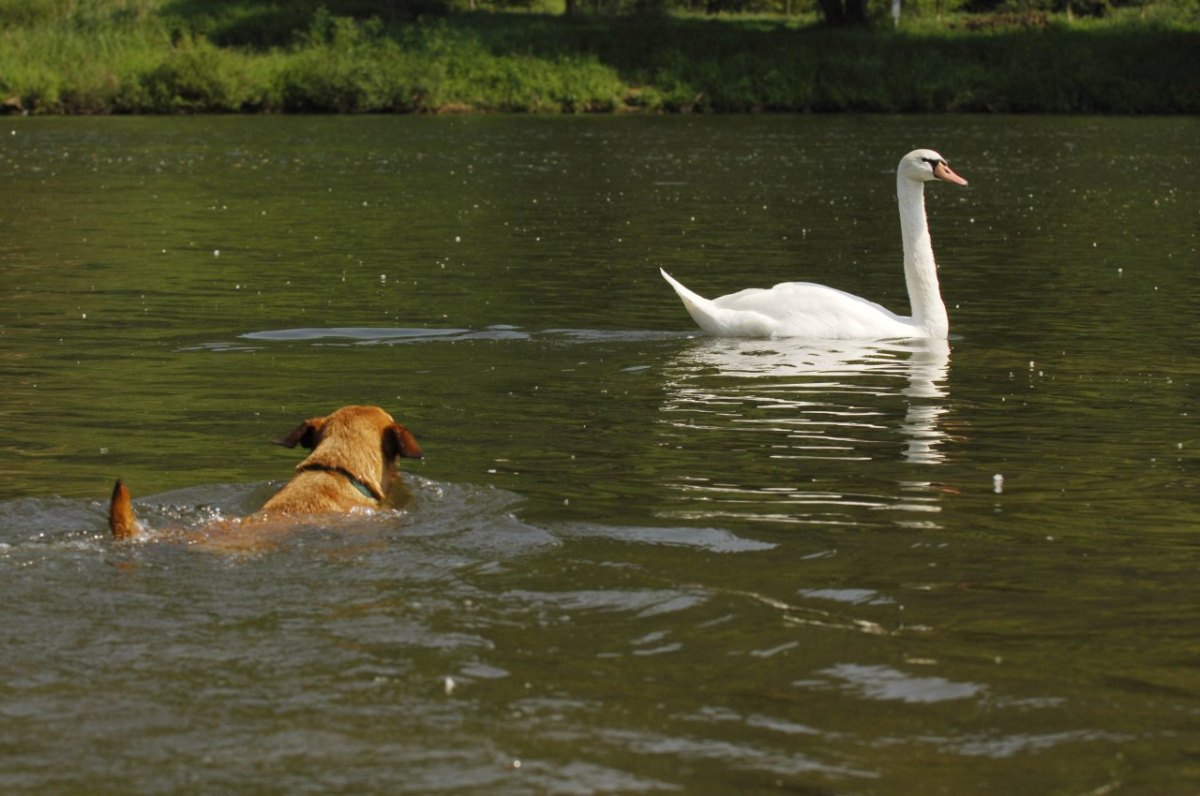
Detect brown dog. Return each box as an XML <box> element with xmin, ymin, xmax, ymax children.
<box><xmin>110</xmin><ymin>405</ymin><xmax>422</xmax><ymax>539</ymax></box>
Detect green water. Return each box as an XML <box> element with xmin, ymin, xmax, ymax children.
<box><xmin>1</xmin><ymin>115</ymin><xmax>1198</xmax><ymax>794</ymax></box>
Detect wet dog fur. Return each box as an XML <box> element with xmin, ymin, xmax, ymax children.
<box><xmin>109</xmin><ymin>405</ymin><xmax>422</xmax><ymax>540</ymax></box>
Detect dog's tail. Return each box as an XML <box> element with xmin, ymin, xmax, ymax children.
<box><xmin>109</xmin><ymin>480</ymin><xmax>140</xmax><ymax>539</ymax></box>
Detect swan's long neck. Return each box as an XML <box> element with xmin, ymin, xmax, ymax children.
<box><xmin>897</xmin><ymin>175</ymin><xmax>948</xmax><ymax>339</ymax></box>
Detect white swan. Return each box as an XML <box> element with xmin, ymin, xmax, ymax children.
<box><xmin>660</xmin><ymin>149</ymin><xmax>967</xmax><ymax>340</ymax></box>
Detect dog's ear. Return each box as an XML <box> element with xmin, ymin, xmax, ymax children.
<box><xmin>384</xmin><ymin>424</ymin><xmax>423</xmax><ymax>460</ymax></box>
<box><xmin>275</xmin><ymin>417</ymin><xmax>325</xmax><ymax>449</ymax></box>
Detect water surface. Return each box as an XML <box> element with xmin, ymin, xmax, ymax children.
<box><xmin>2</xmin><ymin>115</ymin><xmax>1198</xmax><ymax>794</ymax></box>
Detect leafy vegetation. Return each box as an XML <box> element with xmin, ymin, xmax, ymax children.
<box><xmin>0</xmin><ymin>0</ymin><xmax>1196</xmax><ymax>113</ymax></box>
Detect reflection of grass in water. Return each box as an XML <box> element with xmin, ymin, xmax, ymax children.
<box><xmin>0</xmin><ymin>0</ymin><xmax>1197</xmax><ymax>113</ymax></box>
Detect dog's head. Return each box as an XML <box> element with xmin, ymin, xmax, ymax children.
<box><xmin>276</xmin><ymin>405</ymin><xmax>422</xmax><ymax>497</ymax></box>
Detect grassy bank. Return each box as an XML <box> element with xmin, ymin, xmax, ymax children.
<box><xmin>1</xmin><ymin>0</ymin><xmax>1197</xmax><ymax>114</ymax></box>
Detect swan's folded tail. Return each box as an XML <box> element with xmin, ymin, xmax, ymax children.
<box><xmin>660</xmin><ymin>268</ymin><xmax>711</xmax><ymax>314</ymax></box>
<box><xmin>109</xmin><ymin>479</ymin><xmax>140</xmax><ymax>539</ymax></box>
<box><xmin>659</xmin><ymin>268</ymin><xmax>774</xmax><ymax>338</ymax></box>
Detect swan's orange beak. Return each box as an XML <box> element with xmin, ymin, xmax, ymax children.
<box><xmin>933</xmin><ymin>161</ymin><xmax>968</xmax><ymax>186</ymax></box>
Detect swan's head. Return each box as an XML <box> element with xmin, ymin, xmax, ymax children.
<box><xmin>899</xmin><ymin>149</ymin><xmax>968</xmax><ymax>186</ymax></box>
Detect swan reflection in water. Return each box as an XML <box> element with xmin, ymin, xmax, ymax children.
<box><xmin>659</xmin><ymin>337</ymin><xmax>952</xmax><ymax>528</ymax></box>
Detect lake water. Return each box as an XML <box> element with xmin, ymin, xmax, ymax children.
<box><xmin>1</xmin><ymin>114</ymin><xmax>1198</xmax><ymax>794</ymax></box>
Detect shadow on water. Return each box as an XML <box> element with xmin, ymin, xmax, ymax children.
<box><xmin>235</xmin><ymin>324</ymin><xmax>696</xmax><ymax>346</ymax></box>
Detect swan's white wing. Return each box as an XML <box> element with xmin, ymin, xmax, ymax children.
<box><xmin>712</xmin><ymin>282</ymin><xmax>916</xmax><ymax>339</ymax></box>
<box><xmin>661</xmin><ymin>269</ymin><xmax>920</xmax><ymax>339</ymax></box>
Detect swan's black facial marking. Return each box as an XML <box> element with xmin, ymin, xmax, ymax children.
<box><xmin>921</xmin><ymin>156</ymin><xmax>945</xmax><ymax>168</ymax></box>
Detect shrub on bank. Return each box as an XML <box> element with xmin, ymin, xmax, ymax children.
<box><xmin>131</xmin><ymin>38</ymin><xmax>274</xmax><ymax>112</ymax></box>
<box><xmin>271</xmin><ymin>18</ymin><xmax>626</xmax><ymax>112</ymax></box>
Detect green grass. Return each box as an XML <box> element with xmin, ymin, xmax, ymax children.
<box><xmin>0</xmin><ymin>0</ymin><xmax>1197</xmax><ymax>113</ymax></box>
